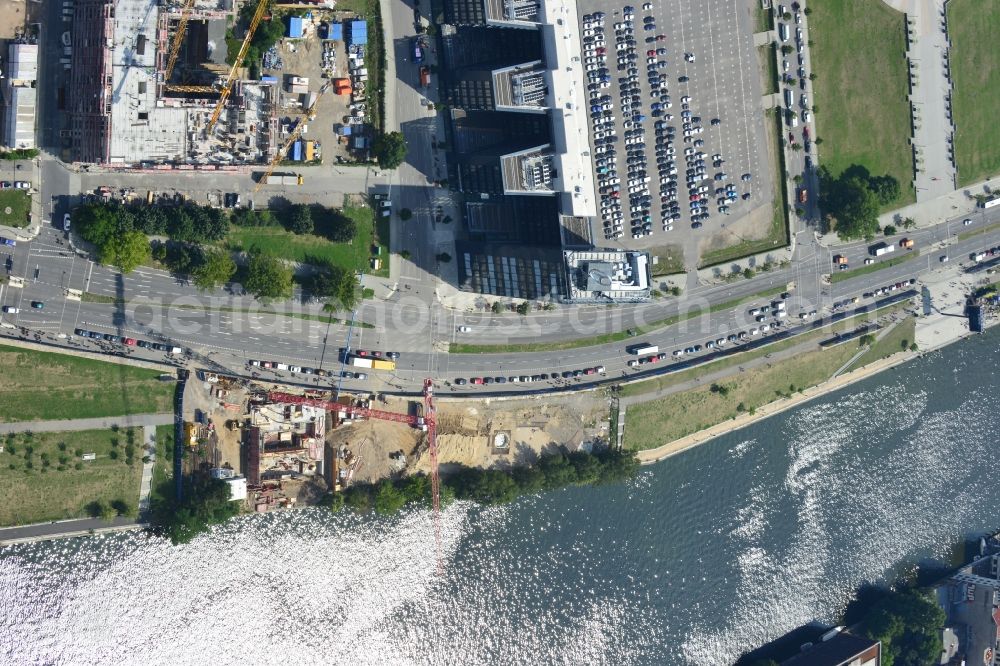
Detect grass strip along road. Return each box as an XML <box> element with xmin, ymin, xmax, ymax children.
<box><xmin>809</xmin><ymin>0</ymin><xmax>914</xmax><ymax>207</ymax></box>
<box><xmin>0</xmin><ymin>344</ymin><xmax>174</xmax><ymax>422</ymax></box>
<box><xmin>449</xmin><ymin>286</ymin><xmax>785</xmax><ymax>354</ymax></box>
<box><xmin>948</xmin><ymin>0</ymin><xmax>1000</xmax><ymax>185</ymax></box>
<box><xmin>829</xmin><ymin>250</ymin><xmax>919</xmax><ymax>283</ymax></box>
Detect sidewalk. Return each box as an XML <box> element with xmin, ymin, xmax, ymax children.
<box><xmin>0</xmin><ymin>412</ymin><xmax>173</xmax><ymax>435</ymax></box>
<box><xmin>0</xmin><ymin>516</ymin><xmax>142</xmax><ymax>547</ymax></box>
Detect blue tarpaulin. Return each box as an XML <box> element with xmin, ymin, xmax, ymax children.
<box><xmin>348</xmin><ymin>20</ymin><xmax>367</xmax><ymax>45</ymax></box>
<box><xmin>288</xmin><ymin>16</ymin><xmax>304</xmax><ymax>38</ymax></box>
<box><xmin>330</xmin><ymin>23</ymin><xmax>343</xmax><ymax>41</ymax></box>
<box><xmin>261</xmin><ymin>75</ymin><xmax>278</xmax><ymax>84</ymax></box>
<box><xmin>292</xmin><ymin>141</ymin><xmax>303</xmax><ymax>161</ymax></box>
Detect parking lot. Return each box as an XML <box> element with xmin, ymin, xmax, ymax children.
<box><xmin>579</xmin><ymin>0</ymin><xmax>773</xmax><ymax>260</ymax></box>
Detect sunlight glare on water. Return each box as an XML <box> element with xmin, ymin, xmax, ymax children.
<box><xmin>2</xmin><ymin>331</ymin><xmax>1000</xmax><ymax>665</ymax></box>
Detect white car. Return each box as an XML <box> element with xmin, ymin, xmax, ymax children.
<box><xmin>2</xmin><ymin>306</ymin><xmax>18</xmax><ymax>314</ymax></box>
<box><xmin>63</xmin><ymin>213</ymin><xmax>71</xmax><ymax>231</ymax></box>
<box><xmin>13</xmin><ymin>181</ymin><xmax>29</xmax><ymax>190</ymax></box>
<box><xmin>458</xmin><ymin>325</ymin><xmax>471</xmax><ymax>333</ymax></box>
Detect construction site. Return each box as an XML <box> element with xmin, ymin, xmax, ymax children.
<box><xmin>182</xmin><ymin>372</ymin><xmax>611</xmax><ymax>512</ymax></box>
<box><xmin>68</xmin><ymin>0</ymin><xmax>374</xmax><ymax>167</ymax></box>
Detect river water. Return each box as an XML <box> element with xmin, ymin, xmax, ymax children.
<box><xmin>2</xmin><ymin>328</ymin><xmax>999</xmax><ymax>665</ymax></box>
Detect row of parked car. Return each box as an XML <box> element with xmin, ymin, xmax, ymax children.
<box><xmin>455</xmin><ymin>366</ymin><xmax>607</xmax><ymax>386</ymax></box>
<box><xmin>73</xmin><ymin>328</ymin><xmax>183</xmax><ymax>353</ymax></box>
<box><xmin>249</xmin><ymin>360</ymin><xmax>330</xmax><ymax>376</ymax></box>
<box><xmin>861</xmin><ymin>278</ymin><xmax>917</xmax><ymax>300</ymax></box>
<box><xmin>584</xmin><ymin>11</ymin><xmax>624</xmax><ymax>241</ymax></box>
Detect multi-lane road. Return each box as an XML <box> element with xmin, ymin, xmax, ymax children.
<box><xmin>2</xmin><ymin>195</ymin><xmax>998</xmax><ymax>395</ymax></box>
<box><xmin>2</xmin><ymin>0</ymin><xmax>996</xmax><ymax>397</ymax></box>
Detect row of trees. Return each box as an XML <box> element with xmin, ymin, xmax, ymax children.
<box><xmin>818</xmin><ymin>165</ymin><xmax>902</xmax><ymax>240</ymax></box>
<box><xmin>231</xmin><ymin>203</ymin><xmax>357</xmax><ymax>242</ymax></box>
<box><xmin>150</xmin><ymin>475</ymin><xmax>241</xmax><ymax>545</ymax></box>
<box><xmin>75</xmin><ymin>200</ymin><xmax>362</xmax><ymax>301</ymax></box>
<box><xmin>333</xmin><ymin>447</ymin><xmax>640</xmax><ymax>515</ymax></box>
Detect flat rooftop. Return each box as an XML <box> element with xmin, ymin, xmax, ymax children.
<box><xmin>109</xmin><ymin>0</ymin><xmax>187</xmax><ymax>163</ymax></box>
<box><xmin>492</xmin><ymin>61</ymin><xmax>549</xmax><ymax>110</ymax></box>
<box><xmin>501</xmin><ymin>145</ymin><xmax>556</xmax><ymax>194</ymax></box>
<box><xmin>564</xmin><ymin>249</ymin><xmax>651</xmax><ymax>302</ymax></box>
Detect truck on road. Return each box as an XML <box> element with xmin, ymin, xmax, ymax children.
<box><xmin>349</xmin><ymin>356</ymin><xmax>396</xmax><ymax>371</ymax></box>
<box><xmin>797</xmin><ymin>188</ymin><xmax>808</xmax><ymax>203</ymax></box>
<box><xmin>870</xmin><ymin>242</ymin><xmax>895</xmax><ymax>257</ymax></box>
<box><xmin>260</xmin><ymin>173</ymin><xmax>303</xmax><ymax>186</ymax></box>
<box><xmin>419</xmin><ymin>66</ymin><xmax>431</xmax><ymax>87</ymax></box>
<box><xmin>627</xmin><ymin>343</ymin><xmax>658</xmax><ymax>356</ymax></box>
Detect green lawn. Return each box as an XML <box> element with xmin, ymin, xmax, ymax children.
<box><xmin>0</xmin><ymin>428</ymin><xmax>143</xmax><ymax>526</ymax></box>
<box><xmin>225</xmin><ymin>204</ymin><xmax>380</xmax><ymax>274</ymax></box>
<box><xmin>448</xmin><ymin>286</ymin><xmax>784</xmax><ymax>354</ymax></box>
<box><xmin>809</xmin><ymin>0</ymin><xmax>915</xmax><ymax>206</ymax></box>
<box><xmin>648</xmin><ymin>244</ymin><xmax>685</xmax><ymax>276</ymax></box>
<box><xmin>149</xmin><ymin>424</ymin><xmax>176</xmax><ymax>509</ymax></box>
<box><xmin>829</xmin><ymin>250</ymin><xmax>919</xmax><ymax>283</ymax></box>
<box><xmin>624</xmin><ymin>342</ymin><xmax>861</xmax><ymax>450</ymax></box>
<box><xmin>948</xmin><ymin>0</ymin><xmax>1000</xmax><ymax>185</ymax></box>
<box><xmin>0</xmin><ymin>190</ymin><xmax>30</xmax><ymax>228</ymax></box>
<box><xmin>0</xmin><ymin>344</ymin><xmax>175</xmax><ymax>422</ymax></box>
<box><xmin>846</xmin><ymin>315</ymin><xmax>915</xmax><ymax>371</ymax></box>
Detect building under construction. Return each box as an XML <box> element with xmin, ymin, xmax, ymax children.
<box><xmin>68</xmin><ymin>0</ymin><xmax>278</xmax><ymax>165</ymax></box>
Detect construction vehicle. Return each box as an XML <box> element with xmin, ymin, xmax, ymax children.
<box><xmin>254</xmin><ymin>80</ymin><xmax>331</xmax><ymax>192</ymax></box>
<box><xmin>833</xmin><ymin>254</ymin><xmax>848</xmax><ymax>265</ymax></box>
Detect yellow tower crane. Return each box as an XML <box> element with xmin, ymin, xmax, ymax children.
<box><xmin>163</xmin><ymin>0</ymin><xmax>198</xmax><ymax>83</ymax></box>
<box><xmin>205</xmin><ymin>0</ymin><xmax>271</xmax><ymax>133</ymax></box>
<box><xmin>254</xmin><ymin>81</ymin><xmax>330</xmax><ymax>192</ymax></box>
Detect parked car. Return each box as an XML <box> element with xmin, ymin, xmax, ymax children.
<box><xmin>2</xmin><ymin>306</ymin><xmax>18</xmax><ymax>313</ymax></box>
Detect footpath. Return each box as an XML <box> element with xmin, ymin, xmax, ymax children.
<box><xmin>0</xmin><ymin>517</ymin><xmax>142</xmax><ymax>547</ymax></box>
<box><xmin>0</xmin><ymin>413</ymin><xmax>173</xmax><ymax>435</ymax></box>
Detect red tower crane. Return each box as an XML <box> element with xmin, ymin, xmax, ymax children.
<box><xmin>266</xmin><ymin>380</ymin><xmax>440</xmax><ymax>511</ymax></box>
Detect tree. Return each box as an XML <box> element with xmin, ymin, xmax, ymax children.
<box><xmin>231</xmin><ymin>208</ymin><xmax>274</xmax><ymax>227</ymax></box>
<box><xmin>858</xmin><ymin>589</ymin><xmax>945</xmax><ymax>666</ymax></box>
<box><xmin>373</xmin><ymin>480</ymin><xmax>408</xmax><ymax>515</ymax></box>
<box><xmin>818</xmin><ymin>167</ymin><xmax>882</xmax><ymax>240</ymax></box>
<box><xmin>373</xmin><ymin>131</ymin><xmax>408</xmax><ymax>169</ymax></box>
<box><xmin>743</xmin><ymin>267</ymin><xmax>754</xmax><ymax>279</ymax></box>
<box><xmin>436</xmin><ymin>252</ymin><xmax>451</xmax><ymax>263</ymax></box>
<box><xmin>902</xmin><ymin>217</ymin><xmax>916</xmax><ymax>229</ymax></box>
<box><xmin>100</xmin><ymin>229</ymin><xmax>150</xmax><ymax>274</ymax></box>
<box><xmin>244</xmin><ymin>248</ymin><xmax>293</xmax><ymax>301</ymax></box>
<box><xmin>869</xmin><ymin>174</ymin><xmax>901</xmax><ymax>205</ymax></box>
<box><xmin>307</xmin><ymin>263</ymin><xmax>358</xmax><ymax>309</ymax></box>
<box><xmin>399</xmin><ymin>208</ymin><xmax>413</xmax><ymax>221</ymax></box>
<box><xmin>286</xmin><ymin>204</ymin><xmax>314</xmax><ymax>235</ymax></box>
<box><xmin>781</xmin><ymin>44</ymin><xmax>793</xmax><ymax>54</ymax></box>
<box><xmin>515</xmin><ymin>301</ymin><xmax>530</xmax><ymax>316</ymax></box>
<box><xmin>491</xmin><ymin>301</ymin><xmax>502</xmax><ymax>314</ymax></box>
<box><xmin>192</xmin><ymin>249</ymin><xmax>237</xmax><ymax>291</ymax></box>
<box><xmin>327</xmin><ymin>491</ymin><xmax>345</xmax><ymax>513</ymax></box>
<box><xmin>111</xmin><ymin>498</ymin><xmax>138</xmax><ymax>518</ymax></box>
<box><xmin>883</xmin><ymin>225</ymin><xmax>897</xmax><ymax>236</ymax></box>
